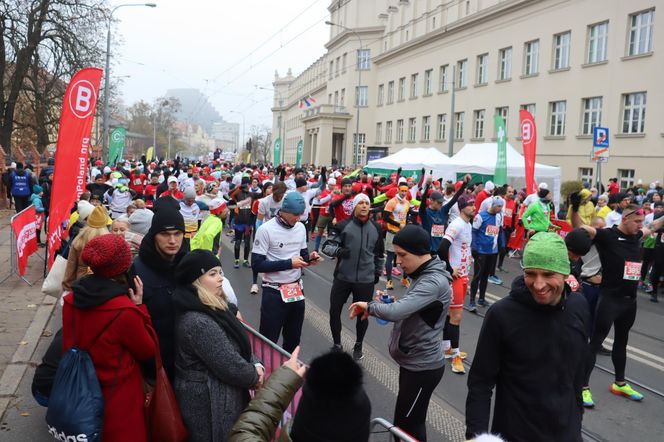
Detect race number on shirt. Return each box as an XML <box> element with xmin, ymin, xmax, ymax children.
<box><xmin>431</xmin><ymin>224</ymin><xmax>445</xmax><ymax>237</ymax></box>
<box><xmin>280</xmin><ymin>281</ymin><xmax>305</xmax><ymax>303</ymax></box>
<box><xmin>623</xmin><ymin>261</ymin><xmax>642</xmax><ymax>281</ymax></box>
<box><xmin>486</xmin><ymin>225</ymin><xmax>500</xmax><ymax>237</ymax></box>
<box><xmin>565</xmin><ymin>275</ymin><xmax>580</xmax><ymax>292</ymax></box>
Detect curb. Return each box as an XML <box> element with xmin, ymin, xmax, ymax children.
<box><xmin>0</xmin><ymin>293</ymin><xmax>57</xmax><ymax>421</ymax></box>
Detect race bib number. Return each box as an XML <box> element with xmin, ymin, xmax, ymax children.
<box><xmin>565</xmin><ymin>275</ymin><xmax>580</xmax><ymax>292</ymax></box>
<box><xmin>486</xmin><ymin>225</ymin><xmax>500</xmax><ymax>237</ymax></box>
<box><xmin>280</xmin><ymin>282</ymin><xmax>304</xmax><ymax>303</ymax></box>
<box><xmin>623</xmin><ymin>261</ymin><xmax>642</xmax><ymax>281</ymax></box>
<box><xmin>134</xmin><ymin>178</ymin><xmax>142</xmax><ymax>185</ymax></box>
<box><xmin>505</xmin><ymin>208</ymin><xmax>513</xmax><ymax>218</ymax></box>
<box><xmin>431</xmin><ymin>224</ymin><xmax>445</xmax><ymax>238</ymax></box>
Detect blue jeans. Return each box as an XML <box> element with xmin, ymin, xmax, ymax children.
<box><xmin>259</xmin><ymin>286</ymin><xmax>305</xmax><ymax>353</ymax></box>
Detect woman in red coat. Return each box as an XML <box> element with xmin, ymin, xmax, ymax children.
<box><xmin>62</xmin><ymin>234</ymin><xmax>156</xmax><ymax>442</ymax></box>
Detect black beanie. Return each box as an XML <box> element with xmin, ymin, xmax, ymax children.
<box><xmin>565</xmin><ymin>228</ymin><xmax>592</xmax><ymax>256</ymax></box>
<box><xmin>175</xmin><ymin>250</ymin><xmax>221</xmax><ymax>285</ymax></box>
<box><xmin>153</xmin><ymin>195</ymin><xmax>180</xmax><ymax>213</ymax></box>
<box><xmin>538</xmin><ymin>188</ymin><xmax>550</xmax><ymax>199</ymax></box>
<box><xmin>290</xmin><ymin>351</ymin><xmax>371</xmax><ymax>442</ymax></box>
<box><xmin>148</xmin><ymin>207</ymin><xmax>185</xmax><ymax>236</ymax></box>
<box><xmin>341</xmin><ymin>178</ymin><xmax>353</xmax><ymax>186</ymax></box>
<box><xmin>392</xmin><ymin>225</ymin><xmax>431</xmax><ymax>256</ymax></box>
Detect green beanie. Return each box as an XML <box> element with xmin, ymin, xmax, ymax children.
<box><xmin>523</xmin><ymin>232</ymin><xmax>570</xmax><ymax>276</ymax></box>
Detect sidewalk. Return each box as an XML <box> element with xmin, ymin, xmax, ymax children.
<box><xmin>0</xmin><ymin>210</ymin><xmax>57</xmax><ymax>421</ymax></box>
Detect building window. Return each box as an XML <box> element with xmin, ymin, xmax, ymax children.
<box><xmin>622</xmin><ymin>92</ymin><xmax>647</xmax><ymax>133</ymax></box>
<box><xmin>578</xmin><ymin>168</ymin><xmax>594</xmax><ymax>185</ymax></box>
<box><xmin>454</xmin><ymin>112</ymin><xmax>464</xmax><ymax>139</ymax></box>
<box><xmin>553</xmin><ymin>31</ymin><xmax>571</xmax><ymax>70</ymax></box>
<box><xmin>457</xmin><ymin>59</ymin><xmax>468</xmax><ymax>88</ymax></box>
<box><xmin>422</xmin><ymin>115</ymin><xmax>431</xmax><ymax>141</ymax></box>
<box><xmin>581</xmin><ymin>97</ymin><xmax>603</xmax><ymax>135</ymax></box>
<box><xmin>439</xmin><ymin>64</ymin><xmax>449</xmax><ymax>92</ymax></box>
<box><xmin>520</xmin><ymin>103</ymin><xmax>536</xmax><ymax>117</ymax></box>
<box><xmin>377</xmin><ymin>84</ymin><xmax>384</xmax><ymax>105</ymax></box>
<box><xmin>335</xmin><ymin>57</ymin><xmax>340</xmax><ymax>76</ymax></box>
<box><xmin>355</xmin><ymin>86</ymin><xmax>367</xmax><ymax>107</ymax></box>
<box><xmin>398</xmin><ymin>77</ymin><xmax>406</xmax><ymax>101</ymax></box>
<box><xmin>436</xmin><ymin>114</ymin><xmax>447</xmax><ymax>140</ymax></box>
<box><xmin>477</xmin><ymin>53</ymin><xmax>488</xmax><ymax>84</ymax></box>
<box><xmin>352</xmin><ymin>133</ymin><xmax>366</xmax><ymax>165</ymax></box>
<box><xmin>498</xmin><ymin>47</ymin><xmax>512</xmax><ymax>80</ymax></box>
<box><xmin>549</xmin><ymin>100</ymin><xmax>567</xmax><ymax>136</ymax></box>
<box><xmin>385</xmin><ymin>121</ymin><xmax>393</xmax><ymax>143</ymax></box>
<box><xmin>410</xmin><ymin>73</ymin><xmax>419</xmax><ymax>98</ymax></box>
<box><xmin>629</xmin><ymin>9</ymin><xmax>655</xmax><ymax>56</ymax></box>
<box><xmin>587</xmin><ymin>21</ymin><xmax>609</xmax><ymax>63</ymax></box>
<box><xmin>618</xmin><ymin>169</ymin><xmax>635</xmax><ymax>190</ymax></box>
<box><xmin>396</xmin><ymin>119</ymin><xmax>404</xmax><ymax>142</ymax></box>
<box><xmin>357</xmin><ymin>49</ymin><xmax>371</xmax><ymax>70</ymax></box>
<box><xmin>424</xmin><ymin>69</ymin><xmax>433</xmax><ymax>95</ymax></box>
<box><xmin>328</xmin><ymin>93</ymin><xmax>332</xmax><ymax>104</ymax></box>
<box><xmin>495</xmin><ymin>106</ymin><xmax>509</xmax><ymax>132</ymax></box>
<box><xmin>334</xmin><ymin>91</ymin><xmax>339</xmax><ymax>106</ymax></box>
<box><xmin>473</xmin><ymin>109</ymin><xmax>485</xmax><ymax>138</ymax></box>
<box><xmin>432</xmin><ymin>17</ymin><xmax>436</xmax><ymax>28</ymax></box>
<box><xmin>342</xmin><ymin>53</ymin><xmax>347</xmax><ymax>72</ymax></box>
<box><xmin>408</xmin><ymin>117</ymin><xmax>417</xmax><ymax>142</ymax></box>
<box><xmin>376</xmin><ymin>122</ymin><xmax>382</xmax><ymax>144</ymax></box>
<box><xmin>524</xmin><ymin>40</ymin><xmax>539</xmax><ymax>75</ymax></box>
<box><xmin>329</xmin><ymin>61</ymin><xmax>333</xmax><ymax>79</ymax></box>
<box><xmin>340</xmin><ymin>88</ymin><xmax>345</xmax><ymax>106</ymax></box>
<box><xmin>387</xmin><ymin>81</ymin><xmax>395</xmax><ymax>104</ymax></box>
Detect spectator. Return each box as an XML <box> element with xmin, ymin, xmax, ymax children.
<box><xmin>31</xmin><ymin>185</ymin><xmax>45</xmax><ymax>246</ymax></box>
<box><xmin>10</xmin><ymin>162</ymin><xmax>33</xmax><ymax>212</ymax></box>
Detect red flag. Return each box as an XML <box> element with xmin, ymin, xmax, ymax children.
<box><xmin>519</xmin><ymin>110</ymin><xmax>538</xmax><ymax>194</ymax></box>
<box><xmin>47</xmin><ymin>67</ymin><xmax>103</xmax><ymax>268</ymax></box>
<box><xmin>12</xmin><ymin>206</ymin><xmax>38</xmax><ymax>276</ymax></box>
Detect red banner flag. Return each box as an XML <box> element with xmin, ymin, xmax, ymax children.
<box><xmin>12</xmin><ymin>206</ymin><xmax>38</xmax><ymax>276</ymax></box>
<box><xmin>47</xmin><ymin>68</ymin><xmax>103</xmax><ymax>268</ymax></box>
<box><xmin>519</xmin><ymin>110</ymin><xmax>538</xmax><ymax>194</ymax></box>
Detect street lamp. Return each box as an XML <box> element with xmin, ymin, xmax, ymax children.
<box><xmin>230</xmin><ymin>110</ymin><xmax>245</xmax><ymax>155</ymax></box>
<box><xmin>102</xmin><ymin>2</ymin><xmax>156</xmax><ymax>161</ymax></box>
<box><xmin>256</xmin><ymin>85</ymin><xmax>284</xmax><ymax>164</ymax></box>
<box><xmin>326</xmin><ymin>20</ymin><xmax>363</xmax><ymax>167</ymax></box>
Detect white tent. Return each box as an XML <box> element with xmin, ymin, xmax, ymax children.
<box><xmin>448</xmin><ymin>142</ymin><xmax>562</xmax><ymax>207</ymax></box>
<box><xmin>365</xmin><ymin>147</ymin><xmax>451</xmax><ymax>179</ymax></box>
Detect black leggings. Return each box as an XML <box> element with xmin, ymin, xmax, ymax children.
<box><xmin>648</xmin><ymin>246</ymin><xmax>664</xmax><ymax>293</ymax></box>
<box><xmin>641</xmin><ymin>247</ymin><xmax>655</xmax><ymax>281</ymax></box>
<box><xmin>470</xmin><ymin>253</ymin><xmax>497</xmax><ymax>302</ymax></box>
<box><xmin>329</xmin><ymin>279</ymin><xmax>373</xmax><ymax>345</ymax></box>
<box><xmin>234</xmin><ymin>228</ymin><xmax>251</xmax><ymax>261</ymax></box>
<box><xmin>394</xmin><ymin>365</ymin><xmax>444</xmax><ymax>442</ymax></box>
<box><xmin>584</xmin><ymin>295</ymin><xmax>637</xmax><ymax>384</ymax></box>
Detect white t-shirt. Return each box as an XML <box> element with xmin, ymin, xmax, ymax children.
<box><xmin>252</xmin><ymin>218</ymin><xmax>307</xmax><ymax>284</ymax></box>
<box><xmin>295</xmin><ymin>187</ymin><xmax>322</xmax><ymax>221</ymax></box>
<box><xmin>523</xmin><ymin>192</ymin><xmax>539</xmax><ymax>207</ymax></box>
<box><xmin>258</xmin><ymin>195</ymin><xmax>282</xmax><ymax>222</ymax></box>
<box><xmin>605</xmin><ymin>210</ymin><xmax>622</xmax><ymax>228</ymax></box>
<box><xmin>443</xmin><ymin>217</ymin><xmax>473</xmax><ymax>277</ymax></box>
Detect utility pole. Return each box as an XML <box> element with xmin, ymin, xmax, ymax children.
<box><xmin>447</xmin><ymin>65</ymin><xmax>456</xmax><ymax>157</ymax></box>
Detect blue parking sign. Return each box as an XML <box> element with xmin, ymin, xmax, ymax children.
<box><xmin>593</xmin><ymin>127</ymin><xmax>609</xmax><ymax>147</ymax></box>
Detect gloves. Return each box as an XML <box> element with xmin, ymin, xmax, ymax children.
<box><xmin>569</xmin><ymin>191</ymin><xmax>582</xmax><ymax>212</ymax></box>
<box><xmin>397</xmin><ymin>167</ymin><xmax>402</xmax><ymax>175</ymax></box>
<box><xmin>374</xmin><ymin>275</ymin><xmax>380</xmax><ymax>285</ymax></box>
<box><xmin>338</xmin><ymin>247</ymin><xmax>351</xmax><ymax>259</ymax></box>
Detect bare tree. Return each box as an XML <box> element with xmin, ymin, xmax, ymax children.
<box><xmin>248</xmin><ymin>124</ymin><xmax>271</xmax><ymax>164</ymax></box>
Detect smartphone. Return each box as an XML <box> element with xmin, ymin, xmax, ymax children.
<box><xmin>307</xmin><ymin>255</ymin><xmax>320</xmax><ymax>263</ymax></box>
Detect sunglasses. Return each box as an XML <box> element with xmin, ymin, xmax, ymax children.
<box><xmin>623</xmin><ymin>208</ymin><xmax>644</xmax><ymax>218</ymax></box>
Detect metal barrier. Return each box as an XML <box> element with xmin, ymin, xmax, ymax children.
<box><xmin>370</xmin><ymin>417</ymin><xmax>419</xmax><ymax>442</ymax></box>
<box><xmin>0</xmin><ymin>204</ymin><xmax>44</xmax><ymax>286</ymax></box>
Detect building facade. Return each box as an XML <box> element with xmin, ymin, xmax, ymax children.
<box><xmin>272</xmin><ymin>0</ymin><xmax>661</xmax><ymax>185</ymax></box>
<box><xmin>211</xmin><ymin>120</ymin><xmax>240</xmax><ymax>151</ymax></box>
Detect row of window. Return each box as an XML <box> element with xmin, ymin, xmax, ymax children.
<box><xmin>374</xmin><ymin>92</ymin><xmax>647</xmax><ymax>144</ymax></box>
<box><xmin>328</xmin><ymin>49</ymin><xmax>372</xmax><ymax>80</ymax></box>
<box><xmin>375</xmin><ymin>9</ymin><xmax>655</xmax><ymax>105</ymax></box>
<box><xmin>578</xmin><ymin>167</ymin><xmax>636</xmax><ymax>190</ymax></box>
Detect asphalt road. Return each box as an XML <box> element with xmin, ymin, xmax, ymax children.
<box><xmin>2</xmin><ymin>233</ymin><xmax>664</xmax><ymax>441</ymax></box>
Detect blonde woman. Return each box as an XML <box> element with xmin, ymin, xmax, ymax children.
<box><xmin>173</xmin><ymin>250</ymin><xmax>263</xmax><ymax>442</ymax></box>
<box><xmin>62</xmin><ymin>205</ymin><xmax>110</xmax><ymax>292</ymax></box>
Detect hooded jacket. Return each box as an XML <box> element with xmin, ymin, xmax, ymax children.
<box><xmin>62</xmin><ymin>275</ymin><xmax>156</xmax><ymax>442</ymax></box>
<box><xmin>330</xmin><ymin>216</ymin><xmax>385</xmax><ymax>284</ymax></box>
<box><xmin>369</xmin><ymin>257</ymin><xmax>451</xmax><ymax>371</ymax></box>
<box><xmin>465</xmin><ymin>276</ymin><xmax>589</xmax><ymax>442</ymax></box>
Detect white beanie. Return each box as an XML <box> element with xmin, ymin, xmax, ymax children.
<box><xmin>327</xmin><ymin>177</ymin><xmax>337</xmax><ymax>186</ymax></box>
<box><xmin>352</xmin><ymin>193</ymin><xmax>370</xmax><ymax>210</ymax></box>
<box><xmin>484</xmin><ymin>181</ymin><xmax>495</xmax><ymax>192</ymax></box>
<box><xmin>77</xmin><ymin>200</ymin><xmax>95</xmax><ymax>221</ymax></box>
<box><xmin>538</xmin><ymin>182</ymin><xmax>548</xmax><ymax>190</ymax></box>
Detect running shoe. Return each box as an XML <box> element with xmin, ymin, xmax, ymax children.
<box><xmin>444</xmin><ymin>349</ymin><xmax>467</xmax><ymax>359</ymax></box>
<box><xmin>610</xmin><ymin>383</ymin><xmax>644</xmax><ymax>401</ymax></box>
<box><xmin>243</xmin><ymin>260</ymin><xmax>251</xmax><ymax>268</ymax></box>
<box><xmin>331</xmin><ymin>344</ymin><xmax>343</xmax><ymax>353</ymax></box>
<box><xmin>401</xmin><ymin>277</ymin><xmax>411</xmax><ymax>288</ymax></box>
<box><xmin>645</xmin><ymin>283</ymin><xmax>654</xmax><ymax>293</ymax></box>
<box><xmin>451</xmin><ymin>355</ymin><xmax>465</xmax><ymax>374</ymax></box>
<box><xmin>233</xmin><ymin>259</ymin><xmax>240</xmax><ymax>269</ymax></box>
<box><xmin>497</xmin><ymin>266</ymin><xmax>508</xmax><ymax>273</ymax></box>
<box><xmin>353</xmin><ymin>342</ymin><xmax>364</xmax><ymax>361</ymax></box>
<box><xmin>391</xmin><ymin>268</ymin><xmax>402</xmax><ymax>276</ymax></box>
<box><xmin>488</xmin><ymin>275</ymin><xmax>503</xmax><ymax>285</ymax></box>
<box><xmin>582</xmin><ymin>389</ymin><xmax>594</xmax><ymax>408</ymax></box>
<box><xmin>468</xmin><ymin>302</ymin><xmax>478</xmax><ymax>312</ymax></box>
<box><xmin>386</xmin><ymin>280</ymin><xmax>394</xmax><ymax>290</ymax></box>
<box><xmin>250</xmin><ymin>284</ymin><xmax>259</xmax><ymax>295</ymax></box>
<box><xmin>598</xmin><ymin>345</ymin><xmax>612</xmax><ymax>356</ymax></box>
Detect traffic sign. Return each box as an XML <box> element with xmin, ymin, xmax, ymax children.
<box><xmin>593</xmin><ymin>127</ymin><xmax>609</xmax><ymax>147</ymax></box>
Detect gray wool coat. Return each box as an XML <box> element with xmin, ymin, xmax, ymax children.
<box><xmin>174</xmin><ymin>311</ymin><xmax>259</xmax><ymax>442</ymax></box>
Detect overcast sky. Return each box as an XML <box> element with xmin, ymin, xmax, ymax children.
<box><xmin>113</xmin><ymin>0</ymin><xmax>330</xmax><ymax>133</ymax></box>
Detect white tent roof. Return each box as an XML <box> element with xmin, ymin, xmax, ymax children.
<box><xmin>448</xmin><ymin>143</ymin><xmax>560</xmax><ymax>177</ymax></box>
<box><xmin>366</xmin><ymin>147</ymin><xmax>450</xmax><ymax>170</ymax></box>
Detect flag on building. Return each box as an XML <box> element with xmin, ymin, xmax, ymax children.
<box><xmin>298</xmin><ymin>95</ymin><xmax>317</xmax><ymax>109</ymax></box>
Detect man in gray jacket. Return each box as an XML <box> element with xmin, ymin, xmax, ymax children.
<box><xmin>350</xmin><ymin>224</ymin><xmax>451</xmax><ymax>442</ymax></box>
<box><xmin>323</xmin><ymin>193</ymin><xmax>385</xmax><ymax>360</ymax></box>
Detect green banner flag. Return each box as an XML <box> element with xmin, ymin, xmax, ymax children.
<box><xmin>273</xmin><ymin>137</ymin><xmax>282</xmax><ymax>165</ymax></box>
<box><xmin>494</xmin><ymin>115</ymin><xmax>507</xmax><ymax>185</ymax></box>
<box><xmin>108</xmin><ymin>127</ymin><xmax>126</xmax><ymax>165</ymax></box>
<box><xmin>295</xmin><ymin>140</ymin><xmax>303</xmax><ymax>168</ymax></box>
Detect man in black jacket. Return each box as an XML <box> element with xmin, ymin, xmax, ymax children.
<box><xmin>465</xmin><ymin>232</ymin><xmax>589</xmax><ymax>442</ymax></box>
<box><xmin>323</xmin><ymin>194</ymin><xmax>385</xmax><ymax>360</ymax></box>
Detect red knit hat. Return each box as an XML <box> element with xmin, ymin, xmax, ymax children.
<box><xmin>82</xmin><ymin>234</ymin><xmax>132</xmax><ymax>279</ymax></box>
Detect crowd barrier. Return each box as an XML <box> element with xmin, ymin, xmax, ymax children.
<box><xmin>370</xmin><ymin>417</ymin><xmax>419</xmax><ymax>441</ymax></box>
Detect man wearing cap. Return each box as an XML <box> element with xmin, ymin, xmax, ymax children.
<box><xmin>466</xmin><ymin>232</ymin><xmax>589</xmax><ymax>442</ymax></box>
<box><xmin>323</xmin><ymin>193</ymin><xmax>385</xmax><ymax>360</ymax></box>
<box><xmin>522</xmin><ymin>187</ymin><xmax>555</xmax><ymax>234</ymax></box>
<box><xmin>349</xmin><ymin>225</ymin><xmax>451</xmax><ymax>441</ymax></box>
<box><xmin>251</xmin><ymin>192</ymin><xmax>321</xmax><ymax>352</ymax></box>
<box><xmin>161</xmin><ymin>175</ymin><xmax>184</xmax><ymax>200</ymax></box>
<box><xmin>190</xmin><ymin>198</ymin><xmax>228</xmax><ymax>256</ymax></box>
<box><xmin>327</xmin><ymin>177</ymin><xmax>355</xmax><ymax>224</ymax></box>
<box><xmin>383</xmin><ymin>183</ymin><xmax>414</xmax><ymax>289</ymax></box>
<box><xmin>180</xmin><ymin>187</ymin><xmax>201</xmax><ymax>248</ymax></box>
<box><xmin>475</xmin><ymin>181</ymin><xmax>495</xmax><ymax>210</ymax></box>
<box><xmin>604</xmin><ymin>192</ymin><xmax>631</xmax><ymax>228</ymax></box>
<box><xmin>419</xmin><ymin>174</ymin><xmax>470</xmax><ymax>253</ymax></box>
<box><xmin>293</xmin><ymin>167</ymin><xmax>326</xmax><ymax>236</ymax></box>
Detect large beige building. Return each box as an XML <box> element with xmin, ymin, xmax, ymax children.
<box><xmin>271</xmin><ymin>0</ymin><xmax>661</xmax><ymax>186</ymax></box>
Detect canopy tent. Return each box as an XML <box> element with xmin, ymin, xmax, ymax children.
<box><xmin>364</xmin><ymin>147</ymin><xmax>451</xmax><ymax>180</ymax></box>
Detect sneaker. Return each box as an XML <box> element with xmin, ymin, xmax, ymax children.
<box><xmin>582</xmin><ymin>389</ymin><xmax>594</xmax><ymax>408</ymax></box>
<box><xmin>386</xmin><ymin>280</ymin><xmax>394</xmax><ymax>290</ymax></box>
<box><xmin>250</xmin><ymin>284</ymin><xmax>259</xmax><ymax>295</ymax></box>
<box><xmin>645</xmin><ymin>283</ymin><xmax>654</xmax><ymax>293</ymax></box>
<box><xmin>391</xmin><ymin>268</ymin><xmax>402</xmax><ymax>276</ymax></box>
<box><xmin>331</xmin><ymin>344</ymin><xmax>343</xmax><ymax>352</ymax></box>
<box><xmin>233</xmin><ymin>259</ymin><xmax>240</xmax><ymax>269</ymax></box>
<box><xmin>451</xmin><ymin>355</ymin><xmax>466</xmax><ymax>374</ymax></box>
<box><xmin>353</xmin><ymin>343</ymin><xmax>364</xmax><ymax>361</ymax></box>
<box><xmin>488</xmin><ymin>275</ymin><xmax>503</xmax><ymax>285</ymax></box>
<box><xmin>243</xmin><ymin>260</ymin><xmax>251</xmax><ymax>268</ymax></box>
<box><xmin>477</xmin><ymin>298</ymin><xmax>489</xmax><ymax>307</ymax></box>
<box><xmin>610</xmin><ymin>383</ymin><xmax>644</xmax><ymax>401</ymax></box>
<box><xmin>468</xmin><ymin>302</ymin><xmax>478</xmax><ymax>312</ymax></box>
<box><xmin>401</xmin><ymin>277</ymin><xmax>411</xmax><ymax>288</ymax></box>
<box><xmin>444</xmin><ymin>349</ymin><xmax>467</xmax><ymax>359</ymax></box>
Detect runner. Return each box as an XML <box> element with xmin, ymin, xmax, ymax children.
<box><xmin>313</xmin><ymin>177</ymin><xmax>337</xmax><ymax>252</ymax></box>
<box><xmin>469</xmin><ymin>197</ymin><xmax>504</xmax><ymax>309</ymax></box>
<box><xmin>383</xmin><ymin>184</ymin><xmax>413</xmax><ymax>289</ymax></box>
